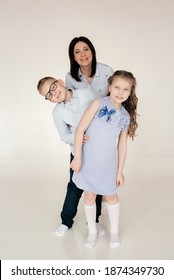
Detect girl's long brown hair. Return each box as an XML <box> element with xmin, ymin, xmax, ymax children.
<box><xmin>108</xmin><ymin>70</ymin><xmax>138</xmax><ymax>139</ymax></box>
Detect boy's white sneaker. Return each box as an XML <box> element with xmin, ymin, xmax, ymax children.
<box><xmin>96</xmin><ymin>223</ymin><xmax>105</xmax><ymax>236</ymax></box>
<box><xmin>55</xmin><ymin>224</ymin><xmax>68</xmax><ymax>237</ymax></box>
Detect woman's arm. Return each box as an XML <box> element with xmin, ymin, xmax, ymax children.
<box><xmin>70</xmin><ymin>99</ymin><xmax>100</xmax><ymax>172</ymax></box>
<box><xmin>116</xmin><ymin>128</ymin><xmax>129</xmax><ymax>186</ymax></box>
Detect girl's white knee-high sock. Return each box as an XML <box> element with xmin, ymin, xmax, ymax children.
<box><xmin>107</xmin><ymin>202</ymin><xmax>120</xmax><ymax>248</ymax></box>
<box><xmin>84</xmin><ymin>203</ymin><xmax>97</xmax><ymax>248</ymax></box>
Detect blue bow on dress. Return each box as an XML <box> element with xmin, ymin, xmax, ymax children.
<box><xmin>98</xmin><ymin>106</ymin><xmax>116</xmax><ymax>121</ymax></box>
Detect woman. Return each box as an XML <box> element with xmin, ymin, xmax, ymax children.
<box><xmin>56</xmin><ymin>36</ymin><xmax>114</xmax><ymax>237</ymax></box>
<box><xmin>65</xmin><ymin>36</ymin><xmax>114</xmax><ymax>96</ymax></box>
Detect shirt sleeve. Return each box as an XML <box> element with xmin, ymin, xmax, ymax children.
<box><xmin>65</xmin><ymin>73</ymin><xmax>75</xmax><ymax>90</ymax></box>
<box><xmin>52</xmin><ymin>110</ymin><xmax>75</xmax><ymax>145</ymax></box>
<box><xmin>120</xmin><ymin>115</ymin><xmax>130</xmax><ymax>131</ymax></box>
<box><xmin>108</xmin><ymin>66</ymin><xmax>114</xmax><ymax>77</ymax></box>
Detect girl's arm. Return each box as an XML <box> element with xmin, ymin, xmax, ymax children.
<box><xmin>116</xmin><ymin>128</ymin><xmax>129</xmax><ymax>187</ymax></box>
<box><xmin>70</xmin><ymin>99</ymin><xmax>100</xmax><ymax>172</ymax></box>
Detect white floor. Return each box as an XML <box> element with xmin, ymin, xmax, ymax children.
<box><xmin>0</xmin><ymin>156</ymin><xmax>174</xmax><ymax>260</ymax></box>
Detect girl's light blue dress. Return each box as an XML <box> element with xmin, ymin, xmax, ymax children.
<box><xmin>73</xmin><ymin>97</ymin><xmax>130</xmax><ymax>196</ymax></box>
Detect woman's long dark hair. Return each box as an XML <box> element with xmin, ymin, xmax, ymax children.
<box><xmin>108</xmin><ymin>70</ymin><xmax>138</xmax><ymax>140</ymax></box>
<box><xmin>68</xmin><ymin>36</ymin><xmax>97</xmax><ymax>82</ymax></box>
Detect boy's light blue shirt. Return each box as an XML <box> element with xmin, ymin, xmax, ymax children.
<box><xmin>65</xmin><ymin>62</ymin><xmax>114</xmax><ymax>97</ymax></box>
<box><xmin>52</xmin><ymin>88</ymin><xmax>100</xmax><ymax>154</ymax></box>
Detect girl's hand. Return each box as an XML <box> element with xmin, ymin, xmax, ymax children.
<box><xmin>83</xmin><ymin>134</ymin><xmax>90</xmax><ymax>144</ymax></box>
<box><xmin>116</xmin><ymin>173</ymin><xmax>125</xmax><ymax>187</ymax></box>
<box><xmin>70</xmin><ymin>158</ymin><xmax>81</xmax><ymax>173</ymax></box>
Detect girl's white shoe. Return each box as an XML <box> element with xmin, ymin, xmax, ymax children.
<box><xmin>85</xmin><ymin>234</ymin><xmax>97</xmax><ymax>248</ymax></box>
<box><xmin>109</xmin><ymin>233</ymin><xmax>120</xmax><ymax>248</ymax></box>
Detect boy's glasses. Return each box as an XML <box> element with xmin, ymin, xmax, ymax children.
<box><xmin>45</xmin><ymin>80</ymin><xmax>58</xmax><ymax>100</ymax></box>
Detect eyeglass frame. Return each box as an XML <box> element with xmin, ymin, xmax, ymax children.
<box><xmin>45</xmin><ymin>80</ymin><xmax>58</xmax><ymax>100</ymax></box>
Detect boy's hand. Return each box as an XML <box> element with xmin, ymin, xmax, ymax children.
<box><xmin>83</xmin><ymin>134</ymin><xmax>90</xmax><ymax>143</ymax></box>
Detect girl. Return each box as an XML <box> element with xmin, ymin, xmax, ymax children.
<box><xmin>70</xmin><ymin>70</ymin><xmax>138</xmax><ymax>248</ymax></box>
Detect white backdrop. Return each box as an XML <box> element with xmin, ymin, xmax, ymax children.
<box><xmin>0</xmin><ymin>0</ymin><xmax>174</xmax><ymax>160</ymax></box>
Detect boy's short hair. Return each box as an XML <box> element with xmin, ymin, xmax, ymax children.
<box><xmin>37</xmin><ymin>77</ymin><xmax>54</xmax><ymax>93</ymax></box>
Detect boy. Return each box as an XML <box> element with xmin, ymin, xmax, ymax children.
<box><xmin>37</xmin><ymin>77</ymin><xmax>104</xmax><ymax>237</ymax></box>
